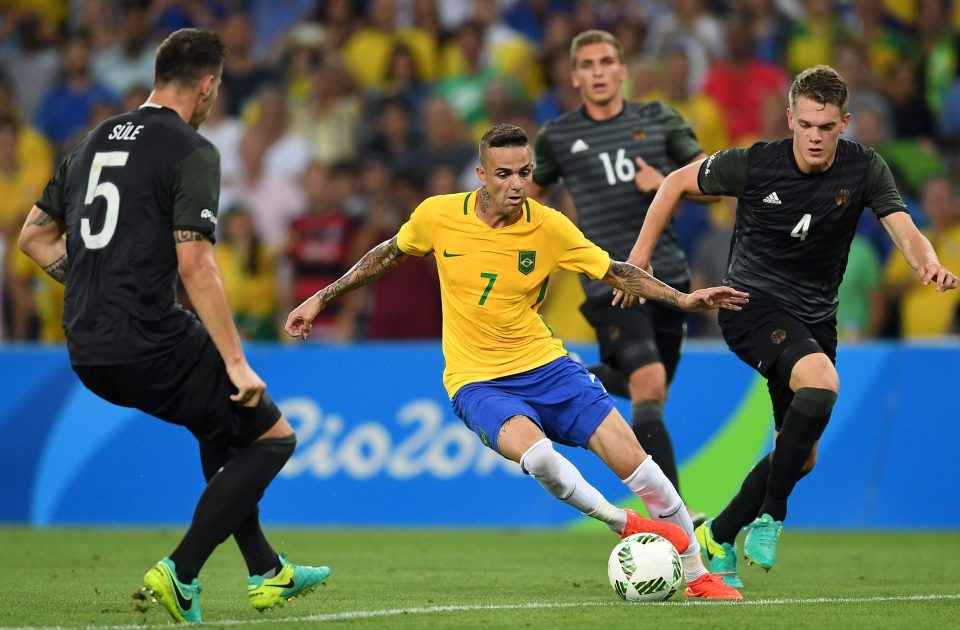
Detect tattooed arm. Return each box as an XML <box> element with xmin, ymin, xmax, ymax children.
<box><xmin>602</xmin><ymin>260</ymin><xmax>749</xmax><ymax>313</ymax></box>
<box><xmin>285</xmin><ymin>236</ymin><xmax>408</xmax><ymax>339</ymax></box>
<box><xmin>603</xmin><ymin>260</ymin><xmax>682</xmax><ymax>308</ymax></box>
<box><xmin>18</xmin><ymin>205</ymin><xmax>69</xmax><ymax>284</ymax></box>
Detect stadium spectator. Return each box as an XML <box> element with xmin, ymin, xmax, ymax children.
<box><xmin>836</xmin><ymin>233</ymin><xmax>884</xmax><ymax>341</ymax></box>
<box><xmin>0</xmin><ymin>77</ymin><xmax>54</xmax><ymax>178</ymax></box>
<box><xmin>0</xmin><ymin>12</ymin><xmax>60</xmax><ymax>122</ymax></box>
<box><xmin>644</xmin><ymin>0</ymin><xmax>726</xmax><ymax>93</ymax></box>
<box><xmin>845</xmin><ymin>0</ymin><xmax>915</xmax><ymax>81</ymax></box>
<box><xmin>784</xmin><ymin>0</ymin><xmax>851</xmax><ymax>76</ymax></box>
<box><xmin>92</xmin><ymin>0</ymin><xmax>156</xmax><ymax>96</ymax></box>
<box><xmin>410</xmin><ymin>99</ymin><xmax>476</xmax><ymax>184</ymax></box>
<box><xmin>219</xmin><ymin>12</ymin><xmax>279</xmax><ymax>116</ymax></box>
<box><xmin>286</xmin><ymin>162</ymin><xmax>361</xmax><ymax>341</ymax></box>
<box><xmin>34</xmin><ymin>31</ymin><xmax>118</xmax><ymax>155</ymax></box>
<box><xmin>249</xmin><ymin>87</ymin><xmax>312</xmax><ymax>179</ymax></box>
<box><xmin>649</xmin><ymin>46</ymin><xmax>730</xmax><ymax>156</ymax></box>
<box><xmin>221</xmin><ymin>128</ymin><xmax>305</xmax><ymax>250</ymax></box>
<box><xmin>882</xmin><ymin>177</ymin><xmax>960</xmax><ymax>337</ymax></box>
<box><xmin>342</xmin><ymin>0</ymin><xmax>437</xmax><ymax>90</ymax></box>
<box><xmin>703</xmin><ymin>12</ymin><xmax>788</xmax><ymax>144</ymax></box>
<box><xmin>215</xmin><ymin>203</ymin><xmax>279</xmax><ymax>340</ymax></box>
<box><xmin>361</xmin><ymin>96</ymin><xmax>420</xmax><ymax>175</ymax></box>
<box><xmin>688</xmin><ymin>198</ymin><xmax>737</xmax><ymax>339</ymax></box>
<box><xmin>288</xmin><ymin>58</ymin><xmax>362</xmax><ymax>165</ymax></box>
<box><xmin>354</xmin><ymin>168</ymin><xmax>444</xmax><ymax>340</ymax></box>
<box><xmin>437</xmin><ymin>20</ymin><xmax>503</xmax><ymax>126</ymax></box>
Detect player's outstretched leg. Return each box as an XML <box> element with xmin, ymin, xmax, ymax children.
<box><xmin>248</xmin><ymin>552</ymin><xmax>332</xmax><ymax>611</ymax></box>
<box><xmin>141</xmin><ymin>558</ymin><xmax>203</xmax><ymax>624</ymax></box>
<box><xmin>623</xmin><ymin>456</ymin><xmax>742</xmax><ymax>600</ymax></box>
<box><xmin>743</xmin><ymin>513</ymin><xmax>783</xmax><ymax>571</ymax></box>
<box><xmin>695</xmin><ymin>518</ymin><xmax>744</xmax><ymax>588</ymax></box>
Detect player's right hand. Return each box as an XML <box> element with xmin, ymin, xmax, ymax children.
<box><xmin>284</xmin><ymin>294</ymin><xmax>326</xmax><ymax>340</ymax></box>
<box><xmin>918</xmin><ymin>262</ymin><xmax>959</xmax><ymax>292</ymax></box>
<box><xmin>226</xmin><ymin>361</ymin><xmax>266</xmax><ymax>408</ymax></box>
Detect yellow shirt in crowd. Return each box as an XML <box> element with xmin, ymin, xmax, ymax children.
<box><xmin>884</xmin><ymin>225</ymin><xmax>960</xmax><ymax>337</ymax></box>
<box><xmin>397</xmin><ymin>191</ymin><xmax>610</xmax><ymax>397</ymax></box>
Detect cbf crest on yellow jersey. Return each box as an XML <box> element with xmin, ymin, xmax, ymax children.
<box><xmin>397</xmin><ymin>190</ymin><xmax>610</xmax><ymax>397</ymax></box>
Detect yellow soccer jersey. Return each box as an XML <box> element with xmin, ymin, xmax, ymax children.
<box><xmin>397</xmin><ymin>190</ymin><xmax>611</xmax><ymax>397</ymax></box>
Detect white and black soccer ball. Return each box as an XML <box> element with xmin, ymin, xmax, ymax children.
<box><xmin>607</xmin><ymin>533</ymin><xmax>683</xmax><ymax>602</ymax></box>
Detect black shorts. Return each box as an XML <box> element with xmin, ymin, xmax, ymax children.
<box><xmin>73</xmin><ymin>328</ymin><xmax>281</xmax><ymax>448</ymax></box>
<box><xmin>579</xmin><ymin>282</ymin><xmax>689</xmax><ymax>383</ymax></box>
<box><xmin>718</xmin><ymin>292</ymin><xmax>837</xmax><ymax>429</ymax></box>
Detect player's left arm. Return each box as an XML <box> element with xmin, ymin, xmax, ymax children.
<box><xmin>868</xmin><ymin>153</ymin><xmax>957</xmax><ymax>292</ymax></box>
<box><xmin>602</xmin><ymin>260</ymin><xmax>748</xmax><ymax>312</ymax></box>
<box><xmin>881</xmin><ymin>212</ymin><xmax>958</xmax><ymax>291</ymax></box>
<box><xmin>18</xmin><ymin>205</ymin><xmax>69</xmax><ymax>283</ymax></box>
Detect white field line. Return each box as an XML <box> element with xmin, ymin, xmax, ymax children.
<box><xmin>3</xmin><ymin>593</ymin><xmax>959</xmax><ymax>629</ymax></box>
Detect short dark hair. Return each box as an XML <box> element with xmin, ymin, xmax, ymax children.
<box><xmin>154</xmin><ymin>28</ymin><xmax>225</xmax><ymax>88</ymax></box>
<box><xmin>478</xmin><ymin>123</ymin><xmax>528</xmax><ymax>161</ymax></box>
<box><xmin>790</xmin><ymin>65</ymin><xmax>849</xmax><ymax>114</ymax></box>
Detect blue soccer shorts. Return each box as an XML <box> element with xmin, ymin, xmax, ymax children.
<box><xmin>451</xmin><ymin>356</ymin><xmax>616</xmax><ymax>454</ymax></box>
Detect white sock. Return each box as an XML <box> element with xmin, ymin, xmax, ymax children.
<box><xmin>520</xmin><ymin>438</ymin><xmax>626</xmax><ymax>534</ymax></box>
<box><xmin>623</xmin><ymin>455</ymin><xmax>707</xmax><ymax>581</ymax></box>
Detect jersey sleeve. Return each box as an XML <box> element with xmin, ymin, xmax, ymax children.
<box><xmin>396</xmin><ymin>196</ymin><xmax>438</xmax><ymax>256</ymax></box>
<box><xmin>36</xmin><ymin>157</ymin><xmax>68</xmax><ymax>221</ymax></box>
<box><xmin>532</xmin><ymin>126</ymin><xmax>561</xmax><ymax>187</ymax></box>
<box><xmin>546</xmin><ymin>210</ymin><xmax>610</xmax><ymax>279</ymax></box>
<box><xmin>697</xmin><ymin>148</ymin><xmax>749</xmax><ymax>197</ymax></box>
<box><xmin>172</xmin><ymin>144</ymin><xmax>220</xmax><ymax>238</ymax></box>
<box><xmin>864</xmin><ymin>152</ymin><xmax>908</xmax><ymax>218</ymax></box>
<box><xmin>661</xmin><ymin>103</ymin><xmax>704</xmax><ymax>165</ymax></box>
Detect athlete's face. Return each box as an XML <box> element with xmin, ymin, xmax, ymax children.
<box><xmin>571</xmin><ymin>42</ymin><xmax>627</xmax><ymax>108</ymax></box>
<box><xmin>476</xmin><ymin>145</ymin><xmax>532</xmax><ymax>214</ymax></box>
<box><xmin>787</xmin><ymin>96</ymin><xmax>850</xmax><ymax>173</ymax></box>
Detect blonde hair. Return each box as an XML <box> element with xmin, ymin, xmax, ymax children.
<box><xmin>569</xmin><ymin>30</ymin><xmax>625</xmax><ymax>68</ymax></box>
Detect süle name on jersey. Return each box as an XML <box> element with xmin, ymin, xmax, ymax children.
<box><xmin>107</xmin><ymin>122</ymin><xmax>145</xmax><ymax>141</ymax></box>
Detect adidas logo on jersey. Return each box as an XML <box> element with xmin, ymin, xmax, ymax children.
<box><xmin>570</xmin><ymin>139</ymin><xmax>590</xmax><ymax>153</ymax></box>
<box><xmin>763</xmin><ymin>192</ymin><xmax>782</xmax><ymax>205</ymax></box>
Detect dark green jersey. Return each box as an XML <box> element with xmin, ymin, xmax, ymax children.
<box><xmin>533</xmin><ymin>101</ymin><xmax>702</xmax><ymax>298</ymax></box>
<box><xmin>37</xmin><ymin>105</ymin><xmax>220</xmax><ymax>365</ymax></box>
<box><xmin>698</xmin><ymin>138</ymin><xmax>907</xmax><ymax>324</ymax></box>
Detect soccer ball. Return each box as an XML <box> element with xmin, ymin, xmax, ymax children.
<box><xmin>607</xmin><ymin>533</ymin><xmax>683</xmax><ymax>602</ymax></box>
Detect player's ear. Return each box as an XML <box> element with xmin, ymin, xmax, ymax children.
<box><xmin>570</xmin><ymin>68</ymin><xmax>580</xmax><ymax>89</ymax></box>
<box><xmin>198</xmin><ymin>74</ymin><xmax>214</xmax><ymax>100</ymax></box>
<box><xmin>840</xmin><ymin>111</ymin><xmax>851</xmax><ymax>134</ymax></box>
<box><xmin>476</xmin><ymin>164</ymin><xmax>485</xmax><ymax>186</ymax></box>
<box><xmin>786</xmin><ymin>106</ymin><xmax>795</xmax><ymax>131</ymax></box>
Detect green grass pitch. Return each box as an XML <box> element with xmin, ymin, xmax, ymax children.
<box><xmin>1</xmin><ymin>528</ymin><xmax>958</xmax><ymax>628</ymax></box>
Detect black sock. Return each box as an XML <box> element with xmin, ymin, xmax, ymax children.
<box><xmin>199</xmin><ymin>443</ymin><xmax>280</xmax><ymax>577</ymax></box>
<box><xmin>632</xmin><ymin>401</ymin><xmax>681</xmax><ymax>495</ymax></box>
<box><xmin>171</xmin><ymin>435</ymin><xmax>296</xmax><ymax>582</ymax></box>
<box><xmin>588</xmin><ymin>363</ymin><xmax>630</xmax><ymax>399</ymax></box>
<box><xmin>759</xmin><ymin>388</ymin><xmax>836</xmax><ymax>522</ymax></box>
<box><xmin>712</xmin><ymin>452</ymin><xmax>771</xmax><ymax>544</ymax></box>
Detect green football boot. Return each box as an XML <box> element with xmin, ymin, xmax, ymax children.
<box><xmin>694</xmin><ymin>519</ymin><xmax>744</xmax><ymax>588</ymax></box>
<box><xmin>141</xmin><ymin>558</ymin><xmax>203</xmax><ymax>624</ymax></box>
<box><xmin>247</xmin><ymin>552</ymin><xmax>331</xmax><ymax>611</ymax></box>
<box><xmin>743</xmin><ymin>513</ymin><xmax>783</xmax><ymax>571</ymax></box>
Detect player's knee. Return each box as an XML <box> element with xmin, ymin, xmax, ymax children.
<box><xmin>802</xmin><ymin>449</ymin><xmax>818</xmax><ymax>474</ymax></box>
<box><xmin>627</xmin><ymin>366</ymin><xmax>668</xmax><ymax>402</ymax></box>
<box><xmin>520</xmin><ymin>438</ymin><xmax>570</xmax><ymax>498</ymax></box>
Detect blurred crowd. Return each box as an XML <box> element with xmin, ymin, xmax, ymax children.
<box><xmin>1</xmin><ymin>0</ymin><xmax>959</xmax><ymax>344</ymax></box>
